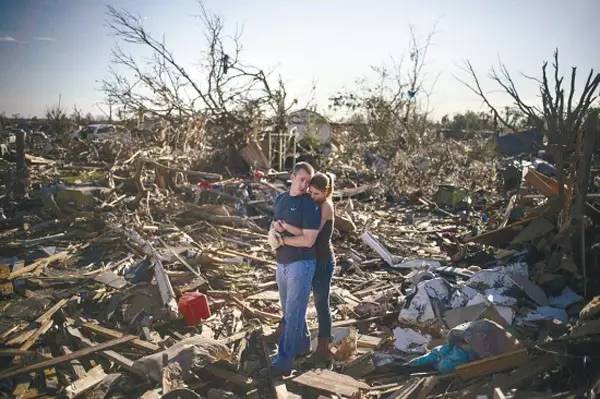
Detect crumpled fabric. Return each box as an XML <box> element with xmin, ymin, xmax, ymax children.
<box><xmin>408</xmin><ymin>343</ymin><xmax>473</xmax><ymax>373</ymax></box>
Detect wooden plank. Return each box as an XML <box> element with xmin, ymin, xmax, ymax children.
<box><xmin>416</xmin><ymin>376</ymin><xmax>438</xmax><ymax>399</ymax></box>
<box><xmin>19</xmin><ymin>319</ymin><xmax>53</xmax><ymax>351</ymax></box>
<box><xmin>7</xmin><ymin>250</ymin><xmax>71</xmax><ymax>279</ymax></box>
<box><xmin>330</xmin><ymin>315</ymin><xmax>388</xmax><ymax>328</ymax></box>
<box><xmin>455</xmin><ymin>348</ymin><xmax>529</xmax><ymax>380</ymax></box>
<box><xmin>490</xmin><ymin>355</ymin><xmax>556</xmax><ymax>392</ymax></box>
<box><xmin>292</xmin><ymin>369</ymin><xmax>369</xmax><ymax>398</ymax></box>
<box><xmin>82</xmin><ymin>322</ymin><xmax>160</xmax><ymax>352</ymax></box>
<box><xmin>6</xmin><ymin>328</ymin><xmax>36</xmax><ymax>347</ymax></box>
<box><xmin>65</xmin><ymin>364</ymin><xmax>106</xmax><ymax>398</ymax></box>
<box><xmin>0</xmin><ymin>323</ymin><xmax>27</xmax><ymax>343</ymax></box>
<box><xmin>62</xmin><ymin>346</ymin><xmax>87</xmax><ymax>379</ymax></box>
<box><xmin>493</xmin><ymin>387</ymin><xmax>507</xmax><ymax>399</ymax></box>
<box><xmin>12</xmin><ymin>378</ymin><xmax>33</xmax><ymax>399</ymax></box>
<box><xmin>0</xmin><ymin>335</ymin><xmax>136</xmax><ymax>380</ymax></box>
<box><xmin>360</xmin><ymin>231</ymin><xmax>397</xmax><ymax>267</ymax></box>
<box><xmin>357</xmin><ymin>335</ymin><xmax>382</xmax><ymax>349</ymax></box>
<box><xmin>36</xmin><ymin>297</ymin><xmax>69</xmax><ymax>324</ymax></box>
<box><xmin>66</xmin><ymin>327</ymin><xmax>139</xmax><ymax>375</ymax></box>
<box><xmin>524</xmin><ymin>168</ymin><xmax>560</xmax><ymax>197</ymax></box>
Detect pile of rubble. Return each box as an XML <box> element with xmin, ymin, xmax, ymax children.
<box><xmin>1</xmin><ymin>124</ymin><xmax>600</xmax><ymax>399</ymax></box>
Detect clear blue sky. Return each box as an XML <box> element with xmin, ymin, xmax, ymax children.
<box><xmin>1</xmin><ymin>0</ymin><xmax>599</xmax><ymax>120</ymax></box>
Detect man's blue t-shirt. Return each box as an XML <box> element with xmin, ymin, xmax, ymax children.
<box><xmin>273</xmin><ymin>192</ymin><xmax>321</xmax><ymax>264</ymax></box>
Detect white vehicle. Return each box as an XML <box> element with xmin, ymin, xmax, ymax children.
<box><xmin>75</xmin><ymin>124</ymin><xmax>132</xmax><ymax>144</ymax></box>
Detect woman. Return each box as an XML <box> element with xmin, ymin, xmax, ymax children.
<box><xmin>279</xmin><ymin>172</ymin><xmax>335</xmax><ymax>363</ymax></box>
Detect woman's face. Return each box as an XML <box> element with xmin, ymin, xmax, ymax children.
<box><xmin>309</xmin><ymin>185</ymin><xmax>327</xmax><ymax>204</ymax></box>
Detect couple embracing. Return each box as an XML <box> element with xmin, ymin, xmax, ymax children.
<box><xmin>268</xmin><ymin>162</ymin><xmax>335</xmax><ymax>376</ymax></box>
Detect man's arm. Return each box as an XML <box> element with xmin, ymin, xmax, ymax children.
<box><xmin>281</xmin><ymin>229</ymin><xmax>319</xmax><ymax>248</ymax></box>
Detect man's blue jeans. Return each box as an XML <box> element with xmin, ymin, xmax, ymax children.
<box><xmin>273</xmin><ymin>259</ymin><xmax>316</xmax><ymax>373</ymax></box>
<box><xmin>313</xmin><ymin>256</ymin><xmax>334</xmax><ymax>339</ymax></box>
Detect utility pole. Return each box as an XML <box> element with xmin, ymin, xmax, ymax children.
<box><xmin>15</xmin><ymin>130</ymin><xmax>27</xmax><ymax>200</ymax></box>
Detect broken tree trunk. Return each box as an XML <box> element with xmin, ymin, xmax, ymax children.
<box><xmin>573</xmin><ymin>110</ymin><xmax>599</xmax><ymax>299</ymax></box>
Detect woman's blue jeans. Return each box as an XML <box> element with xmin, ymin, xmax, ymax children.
<box><xmin>312</xmin><ymin>256</ymin><xmax>334</xmax><ymax>339</ymax></box>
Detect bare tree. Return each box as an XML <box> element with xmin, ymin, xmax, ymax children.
<box><xmin>460</xmin><ymin>50</ymin><xmax>600</xmax><ymax>293</ymax></box>
<box><xmin>329</xmin><ymin>25</ymin><xmax>437</xmax><ymax>153</ymax></box>
<box><xmin>102</xmin><ymin>3</ymin><xmax>290</xmax><ymax>153</ymax></box>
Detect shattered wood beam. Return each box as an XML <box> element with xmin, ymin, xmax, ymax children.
<box><xmin>82</xmin><ymin>322</ymin><xmax>160</xmax><ymax>352</ymax></box>
<box><xmin>142</xmin><ymin>158</ymin><xmax>222</xmax><ymax>181</ymax></box>
<box><xmin>455</xmin><ymin>348</ymin><xmax>529</xmax><ymax>380</ymax></box>
<box><xmin>291</xmin><ymin>369</ymin><xmax>370</xmax><ymax>398</ymax></box>
<box><xmin>6</xmin><ymin>249</ymin><xmax>71</xmax><ymax>280</ymax></box>
<box><xmin>360</xmin><ymin>231</ymin><xmax>397</xmax><ymax>267</ymax></box>
<box><xmin>19</xmin><ymin>319</ymin><xmax>53</xmax><ymax>351</ymax></box>
<box><xmin>0</xmin><ymin>335</ymin><xmax>136</xmax><ymax>380</ymax></box>
<box><xmin>67</xmin><ymin>327</ymin><xmax>141</xmax><ymax>376</ymax></box>
<box><xmin>65</xmin><ymin>364</ymin><xmax>106</xmax><ymax>398</ymax></box>
<box><xmin>62</xmin><ymin>346</ymin><xmax>87</xmax><ymax>380</ymax></box>
<box><xmin>116</xmin><ymin>226</ymin><xmax>179</xmax><ymax>317</ymax></box>
<box><xmin>35</xmin><ymin>297</ymin><xmax>69</xmax><ymax>324</ymax></box>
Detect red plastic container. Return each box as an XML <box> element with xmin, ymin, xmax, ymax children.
<box><xmin>178</xmin><ymin>292</ymin><xmax>211</xmax><ymax>325</ymax></box>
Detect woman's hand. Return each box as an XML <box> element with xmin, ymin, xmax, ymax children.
<box><xmin>280</xmin><ymin>220</ymin><xmax>291</xmax><ymax>231</ymax></box>
<box><xmin>274</xmin><ymin>220</ymin><xmax>286</xmax><ymax>233</ymax></box>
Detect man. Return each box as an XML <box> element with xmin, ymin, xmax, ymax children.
<box><xmin>270</xmin><ymin>162</ymin><xmax>320</xmax><ymax>376</ymax></box>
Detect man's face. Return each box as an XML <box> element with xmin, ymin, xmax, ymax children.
<box><xmin>291</xmin><ymin>169</ymin><xmax>311</xmax><ymax>193</ymax></box>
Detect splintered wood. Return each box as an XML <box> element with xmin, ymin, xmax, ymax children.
<box><xmin>292</xmin><ymin>369</ymin><xmax>370</xmax><ymax>398</ymax></box>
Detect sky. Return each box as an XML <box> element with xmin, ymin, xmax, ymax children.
<box><xmin>0</xmin><ymin>0</ymin><xmax>599</xmax><ymax>120</ymax></box>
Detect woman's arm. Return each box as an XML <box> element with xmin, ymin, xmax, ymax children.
<box><xmin>282</xmin><ymin>201</ymin><xmax>333</xmax><ymax>235</ymax></box>
<box><xmin>319</xmin><ymin>201</ymin><xmax>333</xmax><ymax>230</ymax></box>
<box><xmin>281</xmin><ymin>228</ymin><xmax>319</xmax><ymax>248</ymax></box>
<box><xmin>278</xmin><ymin>220</ymin><xmax>303</xmax><ymax>236</ymax></box>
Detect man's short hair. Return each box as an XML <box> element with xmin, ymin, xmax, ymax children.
<box><xmin>292</xmin><ymin>161</ymin><xmax>315</xmax><ymax>176</ymax></box>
